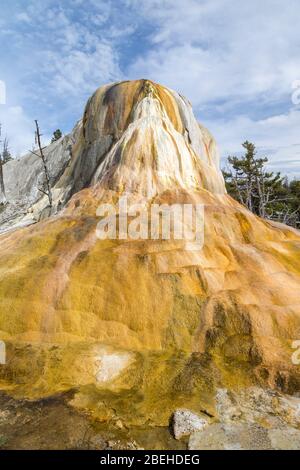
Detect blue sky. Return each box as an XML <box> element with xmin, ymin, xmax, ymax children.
<box><xmin>0</xmin><ymin>0</ymin><xmax>300</xmax><ymax>176</ymax></box>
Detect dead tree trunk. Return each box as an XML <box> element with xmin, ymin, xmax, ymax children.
<box><xmin>0</xmin><ymin>124</ymin><xmax>6</xmax><ymax>204</ymax></box>
<box><xmin>0</xmin><ymin>157</ymin><xmax>5</xmax><ymax>204</ymax></box>
<box><xmin>34</xmin><ymin>120</ymin><xmax>53</xmax><ymax>208</ymax></box>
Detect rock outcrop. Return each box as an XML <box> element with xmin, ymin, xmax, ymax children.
<box><xmin>189</xmin><ymin>387</ymin><xmax>300</xmax><ymax>450</ymax></box>
<box><xmin>0</xmin><ymin>121</ymin><xmax>81</xmax><ymax>233</ymax></box>
<box><xmin>188</xmin><ymin>422</ymin><xmax>300</xmax><ymax>450</ymax></box>
<box><xmin>172</xmin><ymin>409</ymin><xmax>209</xmax><ymax>440</ymax></box>
<box><xmin>0</xmin><ymin>79</ymin><xmax>300</xmax><ymax>428</ymax></box>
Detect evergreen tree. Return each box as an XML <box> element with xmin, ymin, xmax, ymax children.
<box><xmin>51</xmin><ymin>129</ymin><xmax>62</xmax><ymax>143</ymax></box>
<box><xmin>274</xmin><ymin>179</ymin><xmax>300</xmax><ymax>227</ymax></box>
<box><xmin>223</xmin><ymin>141</ymin><xmax>300</xmax><ymax>228</ymax></box>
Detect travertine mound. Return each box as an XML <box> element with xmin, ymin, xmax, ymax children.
<box><xmin>0</xmin><ymin>80</ymin><xmax>299</xmax><ymax>425</ymax></box>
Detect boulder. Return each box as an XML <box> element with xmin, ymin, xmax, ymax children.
<box><xmin>172</xmin><ymin>409</ymin><xmax>209</xmax><ymax>440</ymax></box>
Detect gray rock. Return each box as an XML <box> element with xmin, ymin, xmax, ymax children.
<box><xmin>172</xmin><ymin>409</ymin><xmax>209</xmax><ymax>440</ymax></box>
<box><xmin>189</xmin><ymin>422</ymin><xmax>300</xmax><ymax>450</ymax></box>
<box><xmin>0</xmin><ymin>120</ymin><xmax>81</xmax><ymax>233</ymax></box>
<box><xmin>216</xmin><ymin>387</ymin><xmax>300</xmax><ymax>428</ymax></box>
<box><xmin>87</xmin><ymin>434</ymin><xmax>107</xmax><ymax>450</ymax></box>
<box><xmin>189</xmin><ymin>423</ymin><xmax>272</xmax><ymax>450</ymax></box>
<box><xmin>268</xmin><ymin>428</ymin><xmax>300</xmax><ymax>450</ymax></box>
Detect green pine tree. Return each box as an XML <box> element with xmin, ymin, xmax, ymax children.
<box><xmin>223</xmin><ymin>141</ymin><xmax>299</xmax><ymax>226</ymax></box>
<box><xmin>51</xmin><ymin>129</ymin><xmax>62</xmax><ymax>143</ymax></box>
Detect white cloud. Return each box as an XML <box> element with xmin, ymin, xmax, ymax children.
<box><xmin>15</xmin><ymin>12</ymin><xmax>31</xmax><ymax>23</ymax></box>
<box><xmin>128</xmin><ymin>0</ymin><xmax>300</xmax><ymax>106</ymax></box>
<box><xmin>208</xmin><ymin>109</ymin><xmax>300</xmax><ymax>177</ymax></box>
<box><xmin>7</xmin><ymin>2</ymin><xmax>124</xmax><ymax>101</ymax></box>
<box><xmin>0</xmin><ymin>0</ymin><xmax>127</xmax><ymax>154</ymax></box>
<box><xmin>45</xmin><ymin>42</ymin><xmax>121</xmax><ymax>97</ymax></box>
<box><xmin>1</xmin><ymin>0</ymin><xmax>300</xmax><ymax>176</ymax></box>
<box><xmin>127</xmin><ymin>0</ymin><xmax>300</xmax><ymax>176</ymax></box>
<box><xmin>0</xmin><ymin>106</ymin><xmax>35</xmax><ymax>156</ymax></box>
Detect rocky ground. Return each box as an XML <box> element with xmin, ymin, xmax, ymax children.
<box><xmin>0</xmin><ymin>387</ymin><xmax>299</xmax><ymax>450</ymax></box>
<box><xmin>185</xmin><ymin>387</ymin><xmax>300</xmax><ymax>450</ymax></box>
<box><xmin>188</xmin><ymin>422</ymin><xmax>300</xmax><ymax>450</ymax></box>
<box><xmin>0</xmin><ymin>391</ymin><xmax>183</xmax><ymax>450</ymax></box>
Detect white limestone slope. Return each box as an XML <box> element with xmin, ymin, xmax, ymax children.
<box><xmin>0</xmin><ymin>79</ymin><xmax>225</xmax><ymax>233</ymax></box>
<box><xmin>92</xmin><ymin>93</ymin><xmax>225</xmax><ymax>198</ymax></box>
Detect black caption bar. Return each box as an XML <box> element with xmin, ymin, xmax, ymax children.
<box><xmin>0</xmin><ymin>450</ymin><xmax>294</xmax><ymax>466</ymax></box>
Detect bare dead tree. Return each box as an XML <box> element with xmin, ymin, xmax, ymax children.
<box><xmin>30</xmin><ymin>120</ymin><xmax>53</xmax><ymax>208</ymax></box>
<box><xmin>232</xmin><ymin>170</ymin><xmax>246</xmax><ymax>206</ymax></box>
<box><xmin>0</xmin><ymin>124</ymin><xmax>6</xmax><ymax>204</ymax></box>
<box><xmin>256</xmin><ymin>171</ymin><xmax>270</xmax><ymax>219</ymax></box>
<box><xmin>269</xmin><ymin>204</ymin><xmax>299</xmax><ymax>227</ymax></box>
<box><xmin>2</xmin><ymin>137</ymin><xmax>12</xmax><ymax>164</ymax></box>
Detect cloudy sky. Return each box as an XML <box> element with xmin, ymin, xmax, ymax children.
<box><xmin>0</xmin><ymin>0</ymin><xmax>299</xmax><ymax>176</ymax></box>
